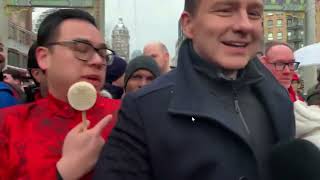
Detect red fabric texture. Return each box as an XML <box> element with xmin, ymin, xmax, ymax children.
<box><xmin>0</xmin><ymin>94</ymin><xmax>121</xmax><ymax>180</ymax></box>
<box><xmin>33</xmin><ymin>90</ymin><xmax>43</xmax><ymax>101</ymax></box>
<box><xmin>292</xmin><ymin>73</ymin><xmax>299</xmax><ymax>81</ymax></box>
<box><xmin>288</xmin><ymin>85</ymin><xmax>304</xmax><ymax>102</ymax></box>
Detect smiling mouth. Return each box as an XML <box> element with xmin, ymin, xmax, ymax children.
<box><xmin>222</xmin><ymin>41</ymin><xmax>249</xmax><ymax>48</ymax></box>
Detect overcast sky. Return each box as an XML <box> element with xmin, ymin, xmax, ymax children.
<box><xmin>33</xmin><ymin>0</ymin><xmax>184</xmax><ymax>58</ymax></box>
<box><xmin>105</xmin><ymin>0</ymin><xmax>184</xmax><ymax>58</ymax></box>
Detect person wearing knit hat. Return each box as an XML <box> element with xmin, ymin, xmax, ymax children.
<box><xmin>106</xmin><ymin>55</ymin><xmax>127</xmax><ymax>83</ymax></box>
<box><xmin>102</xmin><ymin>55</ymin><xmax>127</xmax><ymax>99</ymax></box>
<box><xmin>288</xmin><ymin>72</ymin><xmax>304</xmax><ymax>102</ymax></box>
<box><xmin>291</xmin><ymin>72</ymin><xmax>304</xmax><ymax>96</ymax></box>
<box><xmin>124</xmin><ymin>55</ymin><xmax>160</xmax><ymax>93</ymax></box>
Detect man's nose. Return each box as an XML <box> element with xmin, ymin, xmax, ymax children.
<box><xmin>88</xmin><ymin>52</ymin><xmax>105</xmax><ymax>68</ymax></box>
<box><xmin>232</xmin><ymin>11</ymin><xmax>254</xmax><ymax>34</ymax></box>
<box><xmin>282</xmin><ymin>65</ymin><xmax>292</xmax><ymax>74</ymax></box>
<box><xmin>140</xmin><ymin>78</ymin><xmax>148</xmax><ymax>87</ymax></box>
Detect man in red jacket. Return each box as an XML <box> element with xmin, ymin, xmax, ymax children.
<box><xmin>0</xmin><ymin>9</ymin><xmax>120</xmax><ymax>179</ymax></box>
<box><xmin>260</xmin><ymin>41</ymin><xmax>303</xmax><ymax>102</ymax></box>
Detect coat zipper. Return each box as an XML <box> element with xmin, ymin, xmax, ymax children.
<box><xmin>232</xmin><ymin>86</ymin><xmax>251</xmax><ymax>135</ymax></box>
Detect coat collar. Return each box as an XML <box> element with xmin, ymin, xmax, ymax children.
<box><xmin>249</xmin><ymin>62</ymin><xmax>295</xmax><ymax>143</ymax></box>
<box><xmin>168</xmin><ymin>40</ymin><xmax>294</xmax><ymax>145</ymax></box>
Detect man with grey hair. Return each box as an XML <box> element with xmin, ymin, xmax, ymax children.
<box><xmin>260</xmin><ymin>41</ymin><xmax>302</xmax><ymax>102</ymax></box>
<box><xmin>143</xmin><ymin>41</ymin><xmax>170</xmax><ymax>74</ymax></box>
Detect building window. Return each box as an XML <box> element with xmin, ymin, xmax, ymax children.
<box><xmin>289</xmin><ymin>43</ymin><xmax>295</xmax><ymax>48</ymax></box>
<box><xmin>287</xmin><ymin>19</ymin><xmax>292</xmax><ymax>26</ymax></box>
<box><xmin>7</xmin><ymin>49</ymin><xmax>20</xmax><ymax>67</ymax></box>
<box><xmin>21</xmin><ymin>55</ymin><xmax>27</xmax><ymax>69</ymax></box>
<box><xmin>267</xmin><ymin>20</ymin><xmax>273</xmax><ymax>27</ymax></box>
<box><xmin>287</xmin><ymin>31</ymin><xmax>293</xmax><ymax>40</ymax></box>
<box><xmin>277</xmin><ymin>32</ymin><xmax>283</xmax><ymax>40</ymax></box>
<box><xmin>268</xmin><ymin>33</ymin><xmax>273</xmax><ymax>40</ymax></box>
<box><xmin>276</xmin><ymin>19</ymin><xmax>283</xmax><ymax>27</ymax></box>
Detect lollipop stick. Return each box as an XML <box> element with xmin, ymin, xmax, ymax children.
<box><xmin>81</xmin><ymin>111</ymin><xmax>87</xmax><ymax>131</ymax></box>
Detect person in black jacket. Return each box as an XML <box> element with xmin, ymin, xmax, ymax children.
<box><xmin>94</xmin><ymin>0</ymin><xmax>295</xmax><ymax>180</ymax></box>
<box><xmin>102</xmin><ymin>55</ymin><xmax>127</xmax><ymax>99</ymax></box>
<box><xmin>123</xmin><ymin>55</ymin><xmax>160</xmax><ymax>93</ymax></box>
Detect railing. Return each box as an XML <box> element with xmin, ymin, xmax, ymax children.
<box><xmin>287</xmin><ymin>34</ymin><xmax>304</xmax><ymax>42</ymax></box>
<box><xmin>287</xmin><ymin>21</ymin><xmax>304</xmax><ymax>28</ymax></box>
<box><xmin>8</xmin><ymin>21</ymin><xmax>36</xmax><ymax>47</ymax></box>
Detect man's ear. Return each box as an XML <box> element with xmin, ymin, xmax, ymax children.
<box><xmin>260</xmin><ymin>56</ymin><xmax>273</xmax><ymax>72</ymax></box>
<box><xmin>180</xmin><ymin>11</ymin><xmax>195</xmax><ymax>39</ymax></box>
<box><xmin>36</xmin><ymin>47</ymin><xmax>49</xmax><ymax>71</ymax></box>
<box><xmin>260</xmin><ymin>55</ymin><xmax>268</xmax><ymax>65</ymax></box>
<box><xmin>31</xmin><ymin>69</ymin><xmax>41</xmax><ymax>83</ymax></box>
<box><xmin>31</xmin><ymin>69</ymin><xmax>39</xmax><ymax>77</ymax></box>
<box><xmin>164</xmin><ymin>52</ymin><xmax>170</xmax><ymax>62</ymax></box>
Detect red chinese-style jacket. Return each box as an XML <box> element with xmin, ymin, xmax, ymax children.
<box><xmin>0</xmin><ymin>94</ymin><xmax>121</xmax><ymax>180</ymax></box>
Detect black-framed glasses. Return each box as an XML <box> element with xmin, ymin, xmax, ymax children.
<box><xmin>45</xmin><ymin>39</ymin><xmax>115</xmax><ymax>65</ymax></box>
<box><xmin>269</xmin><ymin>61</ymin><xmax>300</xmax><ymax>71</ymax></box>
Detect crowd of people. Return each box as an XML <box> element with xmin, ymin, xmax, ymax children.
<box><xmin>1</xmin><ymin>0</ymin><xmax>320</xmax><ymax>179</ymax></box>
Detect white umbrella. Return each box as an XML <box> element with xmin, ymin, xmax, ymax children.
<box><xmin>294</xmin><ymin>43</ymin><xmax>320</xmax><ymax>66</ymax></box>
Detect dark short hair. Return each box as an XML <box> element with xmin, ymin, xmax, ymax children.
<box><xmin>27</xmin><ymin>42</ymin><xmax>41</xmax><ymax>86</ymax></box>
<box><xmin>37</xmin><ymin>9</ymin><xmax>97</xmax><ymax>46</ymax></box>
<box><xmin>264</xmin><ymin>41</ymin><xmax>294</xmax><ymax>56</ymax></box>
<box><xmin>3</xmin><ymin>69</ymin><xmax>22</xmax><ymax>80</ymax></box>
<box><xmin>184</xmin><ymin>0</ymin><xmax>201</xmax><ymax>15</ymax></box>
<box><xmin>27</xmin><ymin>42</ymin><xmax>39</xmax><ymax>69</ymax></box>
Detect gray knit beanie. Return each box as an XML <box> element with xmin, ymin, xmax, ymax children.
<box><xmin>124</xmin><ymin>55</ymin><xmax>161</xmax><ymax>89</ymax></box>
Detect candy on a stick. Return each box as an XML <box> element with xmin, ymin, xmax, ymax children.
<box><xmin>67</xmin><ymin>81</ymin><xmax>97</xmax><ymax>130</ymax></box>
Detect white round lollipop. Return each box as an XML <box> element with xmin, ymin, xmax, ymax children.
<box><xmin>67</xmin><ymin>81</ymin><xmax>97</xmax><ymax>111</ymax></box>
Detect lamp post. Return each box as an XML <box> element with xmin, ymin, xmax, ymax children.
<box><xmin>305</xmin><ymin>0</ymin><xmax>316</xmax><ymax>45</ymax></box>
